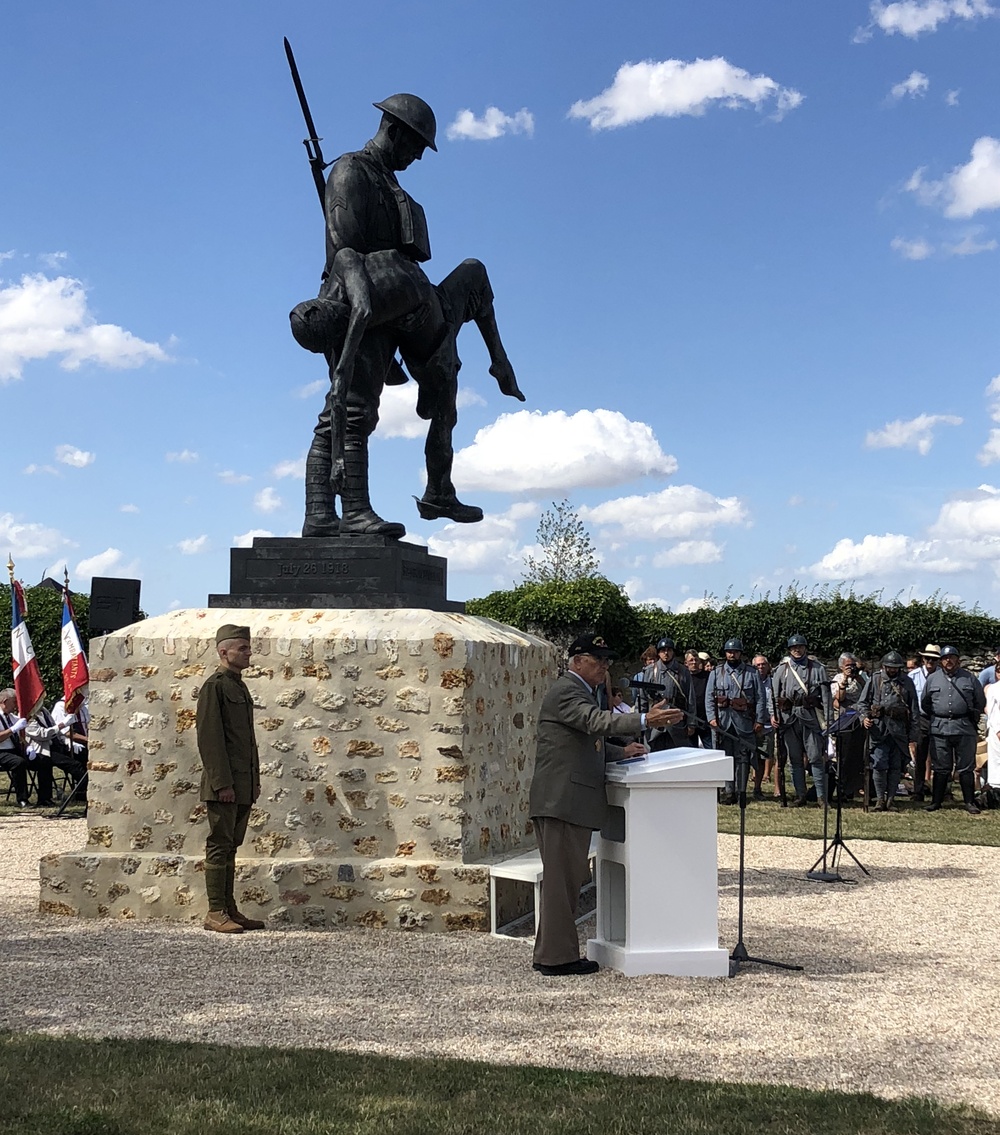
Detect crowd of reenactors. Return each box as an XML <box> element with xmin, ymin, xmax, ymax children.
<box><xmin>626</xmin><ymin>635</ymin><xmax>995</xmax><ymax>815</ymax></box>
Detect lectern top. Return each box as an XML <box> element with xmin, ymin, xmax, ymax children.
<box><xmin>605</xmin><ymin>745</ymin><xmax>732</xmax><ymax>786</ymax></box>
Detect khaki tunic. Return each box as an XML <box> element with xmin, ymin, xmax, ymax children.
<box><xmin>196</xmin><ymin>666</ymin><xmax>260</xmax><ymax>804</ymax></box>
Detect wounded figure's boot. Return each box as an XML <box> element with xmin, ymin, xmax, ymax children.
<box><xmin>302</xmin><ymin>450</ymin><xmax>340</xmax><ymax>537</ymax></box>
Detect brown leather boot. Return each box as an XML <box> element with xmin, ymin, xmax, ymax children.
<box><xmin>204</xmin><ymin>909</ymin><xmax>244</xmax><ymax>933</ymax></box>
<box><xmin>228</xmin><ymin>907</ymin><xmax>266</xmax><ymax>931</ymax></box>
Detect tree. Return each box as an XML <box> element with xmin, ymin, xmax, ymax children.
<box><xmin>522</xmin><ymin>499</ymin><xmax>599</xmax><ymax>584</ymax></box>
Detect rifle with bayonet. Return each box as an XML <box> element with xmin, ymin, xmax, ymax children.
<box><xmin>284</xmin><ymin>38</ymin><xmax>328</xmax><ymax>211</ymax></box>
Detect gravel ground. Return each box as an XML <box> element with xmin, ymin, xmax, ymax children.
<box><xmin>3</xmin><ymin>814</ymin><xmax>999</xmax><ymax>1114</ymax></box>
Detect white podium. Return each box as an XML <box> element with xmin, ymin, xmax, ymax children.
<box><xmin>586</xmin><ymin>746</ymin><xmax>732</xmax><ymax>977</ymax></box>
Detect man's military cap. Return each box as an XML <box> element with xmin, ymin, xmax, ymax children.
<box><xmin>939</xmin><ymin>645</ymin><xmax>960</xmax><ymax>658</ymax></box>
<box><xmin>724</xmin><ymin>637</ymin><xmax>744</xmax><ymax>653</ymax></box>
<box><xmin>216</xmin><ymin>624</ymin><xmax>251</xmax><ymax>645</ymax></box>
<box><xmin>881</xmin><ymin>651</ymin><xmax>905</xmax><ymax>668</ymax></box>
<box><xmin>656</xmin><ymin>637</ymin><xmax>675</xmax><ymax>652</ymax></box>
<box><xmin>787</xmin><ymin>633</ymin><xmax>808</xmax><ymax>648</ymax></box>
<box><xmin>568</xmin><ymin>633</ymin><xmax>615</xmax><ymax>660</ymax></box>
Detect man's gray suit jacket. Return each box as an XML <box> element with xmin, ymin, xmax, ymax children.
<box><xmin>529</xmin><ymin>672</ymin><xmax>643</xmax><ymax>831</ymax></box>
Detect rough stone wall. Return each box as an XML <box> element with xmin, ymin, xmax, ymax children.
<box><xmin>40</xmin><ymin>608</ymin><xmax>557</xmax><ymax>931</ymax></box>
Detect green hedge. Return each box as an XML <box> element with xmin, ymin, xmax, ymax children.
<box><xmin>470</xmin><ymin>581</ymin><xmax>1000</xmax><ymax>669</ymax></box>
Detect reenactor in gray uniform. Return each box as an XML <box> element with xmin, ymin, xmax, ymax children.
<box><xmin>705</xmin><ymin>638</ymin><xmax>767</xmax><ymax>803</ymax></box>
<box><xmin>771</xmin><ymin>634</ymin><xmax>833</xmax><ymax>806</ymax></box>
<box><xmin>641</xmin><ymin>637</ymin><xmax>696</xmax><ymax>750</ymax></box>
<box><xmin>919</xmin><ymin>645</ymin><xmax>986</xmax><ymax>815</ymax></box>
<box><xmin>857</xmin><ymin>651</ymin><xmax>918</xmax><ymax>811</ymax></box>
<box><xmin>196</xmin><ymin>624</ymin><xmax>264</xmax><ymax>933</ymax></box>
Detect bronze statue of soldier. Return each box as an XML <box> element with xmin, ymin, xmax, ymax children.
<box><xmin>289</xmin><ymin>89</ymin><xmax>524</xmax><ymax>539</ymax></box>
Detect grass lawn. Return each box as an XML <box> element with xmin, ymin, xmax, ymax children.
<box><xmin>0</xmin><ymin>1032</ymin><xmax>996</xmax><ymax>1135</ymax></box>
<box><xmin>715</xmin><ymin>795</ymin><xmax>1000</xmax><ymax>846</ymax></box>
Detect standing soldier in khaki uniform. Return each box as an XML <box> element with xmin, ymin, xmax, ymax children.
<box><xmin>196</xmin><ymin>624</ymin><xmax>264</xmax><ymax>933</ymax></box>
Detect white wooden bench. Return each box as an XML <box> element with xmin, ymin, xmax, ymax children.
<box><xmin>488</xmin><ymin>833</ymin><xmax>599</xmax><ymax>937</ymax></box>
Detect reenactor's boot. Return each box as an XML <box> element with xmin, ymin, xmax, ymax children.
<box><xmin>204</xmin><ymin>909</ymin><xmax>244</xmax><ymax>933</ymax></box>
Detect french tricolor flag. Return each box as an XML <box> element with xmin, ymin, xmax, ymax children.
<box><xmin>11</xmin><ymin>580</ymin><xmax>45</xmax><ymax>718</ymax></box>
<box><xmin>61</xmin><ymin>588</ymin><xmax>89</xmax><ymax>714</ymax></box>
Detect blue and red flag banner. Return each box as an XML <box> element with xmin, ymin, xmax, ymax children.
<box><xmin>11</xmin><ymin>580</ymin><xmax>45</xmax><ymax>718</ymax></box>
<box><xmin>61</xmin><ymin>588</ymin><xmax>89</xmax><ymax>714</ymax></box>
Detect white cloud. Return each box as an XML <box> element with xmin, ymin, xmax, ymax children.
<box><xmin>74</xmin><ymin>547</ymin><xmax>138</xmax><ymax>581</ymax></box>
<box><xmin>295</xmin><ymin>378</ymin><xmax>326</xmax><ymax>399</ymax></box>
<box><xmin>809</xmin><ymin>485</ymin><xmax>1000</xmax><ymax>580</ymax></box>
<box><xmin>652</xmin><ymin>540</ymin><xmax>724</xmax><ymax>568</ymax></box>
<box><xmin>177</xmin><ymin>535</ymin><xmax>209</xmax><ymax>555</ymax></box>
<box><xmin>568</xmin><ymin>57</ymin><xmax>804</xmax><ymax>130</ymax></box>
<box><xmin>978</xmin><ymin>377</ymin><xmax>1000</xmax><ymax>464</ymax></box>
<box><xmin>55</xmin><ymin>443</ymin><xmax>95</xmax><ymax>468</ymax></box>
<box><xmin>166</xmin><ymin>449</ymin><xmax>199</xmax><ymax>463</ymax></box>
<box><xmin>40</xmin><ymin>251</ymin><xmax>68</xmax><ymax>269</ymax></box>
<box><xmin>0</xmin><ymin>272</ymin><xmax>169</xmax><ymax>382</ymax></box>
<box><xmin>579</xmin><ymin>484</ymin><xmax>748</xmax><ymax>541</ymax></box>
<box><xmin>447</xmin><ymin>107</ymin><xmax>535</xmax><ymax>141</ymax></box>
<box><xmin>374</xmin><ymin>384</ymin><xmax>488</xmax><ymax>442</ymax></box>
<box><xmin>373</xmin><ymin>383</ymin><xmax>424</xmax><ymax>440</ymax></box>
<box><xmin>426</xmin><ymin>503</ymin><xmax>536</xmax><ymax>574</ymax></box>
<box><xmin>23</xmin><ymin>463</ymin><xmax>58</xmax><ymax>476</ymax></box>
<box><xmin>234</xmin><ymin>528</ymin><xmax>274</xmax><ymax>548</ymax></box>
<box><xmin>218</xmin><ymin>469</ymin><xmax>251</xmax><ymax>485</ymax></box>
<box><xmin>676</xmin><ymin>596</ymin><xmax>714</xmax><ymax>614</ymax></box>
<box><xmin>891</xmin><ymin>235</ymin><xmax>933</xmax><ymax>260</ymax></box>
<box><xmin>0</xmin><ymin>513</ymin><xmax>70</xmax><ymax>560</ymax></box>
<box><xmin>908</xmin><ymin>136</ymin><xmax>1000</xmax><ymax>218</ymax></box>
<box><xmin>452</xmin><ymin>409</ymin><xmax>676</xmax><ymax>493</ymax></box>
<box><xmin>0</xmin><ymin>251</ymin><xmax>15</xmax><ymax>263</ymax></box>
<box><xmin>890</xmin><ymin>71</ymin><xmax>930</xmax><ymax>100</ymax></box>
<box><xmin>254</xmin><ymin>487</ymin><xmax>283</xmax><ymax>514</ymax></box>
<box><xmin>864</xmin><ymin>413</ymin><xmax>962</xmax><ymax>455</ymax></box>
<box><xmin>120</xmin><ymin>503</ymin><xmax>139</xmax><ymax>513</ymax></box>
<box><xmin>945</xmin><ymin>88</ymin><xmax>961</xmax><ymax>105</ymax></box>
<box><xmin>944</xmin><ymin>232</ymin><xmax>998</xmax><ymax>255</ymax></box>
<box><xmin>271</xmin><ymin>458</ymin><xmax>306</xmax><ymax>479</ymax></box>
<box><xmin>863</xmin><ymin>0</ymin><xmax>995</xmax><ymax>39</ymax></box>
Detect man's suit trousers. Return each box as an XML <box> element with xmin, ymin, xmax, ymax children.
<box><xmin>532</xmin><ymin>816</ymin><xmax>593</xmax><ymax>967</ymax></box>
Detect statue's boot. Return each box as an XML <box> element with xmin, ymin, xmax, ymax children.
<box><xmin>415</xmin><ymin>494</ymin><xmax>484</xmax><ymax>523</ymax></box>
<box><xmin>302</xmin><ymin>451</ymin><xmax>340</xmax><ymax>537</ymax></box>
<box><xmin>340</xmin><ymin>438</ymin><xmax>406</xmax><ymax>539</ymax></box>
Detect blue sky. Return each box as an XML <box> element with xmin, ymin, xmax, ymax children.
<box><xmin>3</xmin><ymin>1</ymin><xmax>1000</xmax><ymax>616</ymax></box>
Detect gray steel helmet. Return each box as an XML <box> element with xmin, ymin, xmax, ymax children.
<box><xmin>374</xmin><ymin>94</ymin><xmax>438</xmax><ymax>151</ymax></box>
<box><xmin>723</xmin><ymin>637</ymin><xmax>744</xmax><ymax>653</ymax></box>
<box><xmin>881</xmin><ymin>651</ymin><xmax>905</xmax><ymax>669</ymax></box>
<box><xmin>656</xmin><ymin>637</ymin><xmax>675</xmax><ymax>652</ymax></box>
<box><xmin>787</xmin><ymin>633</ymin><xmax>807</xmax><ymax>648</ymax></box>
<box><xmin>940</xmin><ymin>645</ymin><xmax>960</xmax><ymax>658</ymax></box>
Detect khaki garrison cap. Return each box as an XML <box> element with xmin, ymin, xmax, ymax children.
<box><xmin>216</xmin><ymin>624</ymin><xmax>251</xmax><ymax>644</ymax></box>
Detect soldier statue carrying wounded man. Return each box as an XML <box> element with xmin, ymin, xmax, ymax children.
<box><xmin>288</xmin><ymin>86</ymin><xmax>525</xmax><ymax>540</ymax></box>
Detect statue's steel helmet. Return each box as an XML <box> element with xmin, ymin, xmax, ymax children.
<box><xmin>374</xmin><ymin>94</ymin><xmax>438</xmax><ymax>151</ymax></box>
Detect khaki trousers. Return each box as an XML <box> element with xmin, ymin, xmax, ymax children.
<box><xmin>532</xmin><ymin>816</ymin><xmax>593</xmax><ymax>967</ymax></box>
<box><xmin>205</xmin><ymin>802</ymin><xmax>251</xmax><ymax>910</ymax></box>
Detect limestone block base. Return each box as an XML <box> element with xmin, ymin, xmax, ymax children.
<box><xmin>41</xmin><ymin>607</ymin><xmax>556</xmax><ymax>930</ymax></box>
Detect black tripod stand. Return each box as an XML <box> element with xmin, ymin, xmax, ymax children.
<box><xmin>806</xmin><ymin>721</ymin><xmax>869</xmax><ymax>883</ymax></box>
<box><xmin>729</xmin><ymin>738</ymin><xmax>803</xmax><ymax>977</ymax></box>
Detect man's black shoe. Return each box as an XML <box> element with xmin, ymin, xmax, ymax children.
<box><xmin>532</xmin><ymin>958</ymin><xmax>600</xmax><ymax>976</ymax></box>
<box><xmin>966</xmin><ymin>802</ymin><xmax>982</xmax><ymax>815</ymax></box>
<box><xmin>924</xmin><ymin>802</ymin><xmax>943</xmax><ymax>812</ymax></box>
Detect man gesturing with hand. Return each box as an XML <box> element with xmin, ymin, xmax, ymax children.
<box><xmin>528</xmin><ymin>634</ymin><xmax>683</xmax><ymax>976</ymax></box>
<box><xmin>196</xmin><ymin>624</ymin><xmax>263</xmax><ymax>934</ymax></box>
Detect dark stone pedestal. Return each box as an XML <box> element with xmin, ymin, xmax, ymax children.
<box><xmin>207</xmin><ymin>536</ymin><xmax>464</xmax><ymax>613</ymax></box>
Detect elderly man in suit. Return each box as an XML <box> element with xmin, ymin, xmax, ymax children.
<box><xmin>529</xmin><ymin>634</ymin><xmax>683</xmax><ymax>976</ymax></box>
